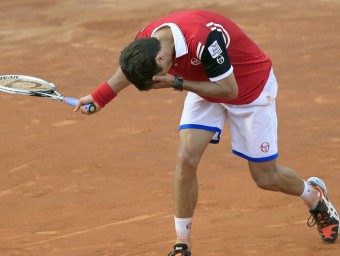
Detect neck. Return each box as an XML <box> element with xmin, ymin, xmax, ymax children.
<box><xmin>153</xmin><ymin>27</ymin><xmax>175</xmax><ymax>58</ymax></box>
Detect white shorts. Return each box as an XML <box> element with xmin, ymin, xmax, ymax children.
<box><xmin>179</xmin><ymin>69</ymin><xmax>278</xmax><ymax>162</ymax></box>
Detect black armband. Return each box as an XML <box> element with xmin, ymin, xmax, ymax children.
<box><xmin>172</xmin><ymin>77</ymin><xmax>184</xmax><ymax>91</ymax></box>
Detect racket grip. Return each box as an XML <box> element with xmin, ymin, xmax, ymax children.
<box><xmin>63</xmin><ymin>97</ymin><xmax>96</xmax><ymax>113</ymax></box>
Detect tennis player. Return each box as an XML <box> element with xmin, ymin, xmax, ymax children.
<box><xmin>75</xmin><ymin>10</ymin><xmax>339</xmax><ymax>255</ymax></box>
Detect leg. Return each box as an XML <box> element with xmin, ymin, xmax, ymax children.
<box><xmin>174</xmin><ymin>129</ymin><xmax>214</xmax><ymax>218</ymax></box>
<box><xmin>175</xmin><ymin>91</ymin><xmax>226</xmax><ymax>218</ymax></box>
<box><xmin>227</xmin><ymin>70</ymin><xmax>339</xmax><ymax>243</ymax></box>
<box><xmin>248</xmin><ymin>159</ymin><xmax>339</xmax><ymax>242</ymax></box>
<box><xmin>248</xmin><ymin>159</ymin><xmax>304</xmax><ymax>196</ymax></box>
<box><xmin>170</xmin><ymin>92</ymin><xmax>227</xmax><ymax>254</ymax></box>
<box><xmin>173</xmin><ymin>128</ymin><xmax>214</xmax><ymax>249</ymax></box>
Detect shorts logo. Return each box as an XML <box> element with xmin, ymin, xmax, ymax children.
<box><xmin>261</xmin><ymin>142</ymin><xmax>270</xmax><ymax>153</ymax></box>
<box><xmin>217</xmin><ymin>55</ymin><xmax>224</xmax><ymax>64</ymax></box>
<box><xmin>191</xmin><ymin>58</ymin><xmax>201</xmax><ymax>65</ymax></box>
<box><xmin>186</xmin><ymin>223</ymin><xmax>192</xmax><ymax>229</ymax></box>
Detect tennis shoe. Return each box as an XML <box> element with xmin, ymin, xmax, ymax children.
<box><xmin>307</xmin><ymin>177</ymin><xmax>339</xmax><ymax>243</ymax></box>
<box><xmin>168</xmin><ymin>243</ymin><xmax>191</xmax><ymax>256</ymax></box>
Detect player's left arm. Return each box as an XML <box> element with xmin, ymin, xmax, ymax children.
<box><xmin>152</xmin><ymin>30</ymin><xmax>238</xmax><ymax>99</ymax></box>
<box><xmin>197</xmin><ymin>29</ymin><xmax>238</xmax><ymax>99</ymax></box>
<box><xmin>178</xmin><ymin>71</ymin><xmax>238</xmax><ymax>99</ymax></box>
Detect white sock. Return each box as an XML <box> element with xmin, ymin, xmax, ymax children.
<box><xmin>174</xmin><ymin>216</ymin><xmax>192</xmax><ymax>248</ymax></box>
<box><xmin>300</xmin><ymin>180</ymin><xmax>320</xmax><ymax>210</ymax></box>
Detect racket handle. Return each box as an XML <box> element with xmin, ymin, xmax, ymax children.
<box><xmin>63</xmin><ymin>97</ymin><xmax>96</xmax><ymax>113</ymax></box>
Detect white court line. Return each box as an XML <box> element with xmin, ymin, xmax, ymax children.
<box><xmin>25</xmin><ymin>214</ymin><xmax>160</xmax><ymax>246</ymax></box>
<box><xmin>8</xmin><ymin>161</ymin><xmax>37</xmax><ymax>173</ymax></box>
<box><xmin>265</xmin><ymin>220</ymin><xmax>306</xmax><ymax>228</ymax></box>
<box><xmin>9</xmin><ymin>164</ymin><xmax>29</xmax><ymax>173</ymax></box>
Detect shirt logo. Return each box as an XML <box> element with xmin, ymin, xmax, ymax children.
<box><xmin>217</xmin><ymin>55</ymin><xmax>224</xmax><ymax>64</ymax></box>
<box><xmin>191</xmin><ymin>58</ymin><xmax>201</xmax><ymax>65</ymax></box>
<box><xmin>208</xmin><ymin>40</ymin><xmax>222</xmax><ymax>59</ymax></box>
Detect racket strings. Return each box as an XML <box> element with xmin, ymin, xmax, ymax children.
<box><xmin>0</xmin><ymin>79</ymin><xmax>53</xmax><ymax>92</ymax></box>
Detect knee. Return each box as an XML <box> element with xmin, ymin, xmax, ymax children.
<box><xmin>177</xmin><ymin>150</ymin><xmax>200</xmax><ymax>173</ymax></box>
<box><xmin>249</xmin><ymin>163</ymin><xmax>278</xmax><ymax>191</ymax></box>
<box><xmin>253</xmin><ymin>175</ymin><xmax>276</xmax><ymax>190</ymax></box>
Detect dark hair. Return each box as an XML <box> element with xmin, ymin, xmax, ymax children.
<box><xmin>119</xmin><ymin>37</ymin><xmax>163</xmax><ymax>91</ymax></box>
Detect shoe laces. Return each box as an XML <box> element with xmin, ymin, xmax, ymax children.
<box><xmin>307</xmin><ymin>184</ymin><xmax>332</xmax><ymax>228</ymax></box>
<box><xmin>168</xmin><ymin>250</ymin><xmax>190</xmax><ymax>256</ymax></box>
<box><xmin>307</xmin><ymin>209</ymin><xmax>331</xmax><ymax>228</ymax></box>
<box><xmin>168</xmin><ymin>244</ymin><xmax>191</xmax><ymax>256</ymax></box>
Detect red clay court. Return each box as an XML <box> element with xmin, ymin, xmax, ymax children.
<box><xmin>0</xmin><ymin>0</ymin><xmax>339</xmax><ymax>255</ymax></box>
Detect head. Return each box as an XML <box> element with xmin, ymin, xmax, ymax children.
<box><xmin>119</xmin><ymin>37</ymin><xmax>163</xmax><ymax>91</ymax></box>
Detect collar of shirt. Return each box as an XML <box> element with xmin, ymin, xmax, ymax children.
<box><xmin>151</xmin><ymin>23</ymin><xmax>188</xmax><ymax>58</ymax></box>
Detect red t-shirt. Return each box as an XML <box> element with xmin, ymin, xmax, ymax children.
<box><xmin>136</xmin><ymin>10</ymin><xmax>272</xmax><ymax>105</ymax></box>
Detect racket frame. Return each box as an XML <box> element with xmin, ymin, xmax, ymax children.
<box><xmin>0</xmin><ymin>75</ymin><xmax>96</xmax><ymax>112</ymax></box>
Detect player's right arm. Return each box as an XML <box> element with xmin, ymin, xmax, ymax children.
<box><xmin>74</xmin><ymin>67</ymin><xmax>130</xmax><ymax>114</ymax></box>
<box><xmin>107</xmin><ymin>66</ymin><xmax>131</xmax><ymax>92</ymax></box>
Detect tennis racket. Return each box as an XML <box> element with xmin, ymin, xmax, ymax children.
<box><xmin>0</xmin><ymin>75</ymin><xmax>96</xmax><ymax>113</ymax></box>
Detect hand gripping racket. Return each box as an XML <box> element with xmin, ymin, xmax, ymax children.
<box><xmin>0</xmin><ymin>75</ymin><xmax>96</xmax><ymax>113</ymax></box>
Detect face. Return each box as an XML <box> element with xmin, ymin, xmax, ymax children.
<box><xmin>155</xmin><ymin>52</ymin><xmax>173</xmax><ymax>76</ymax></box>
